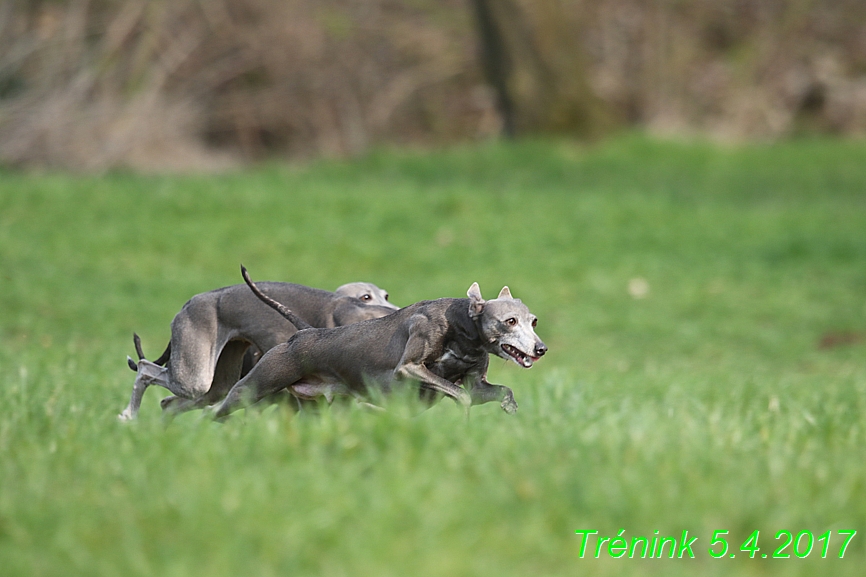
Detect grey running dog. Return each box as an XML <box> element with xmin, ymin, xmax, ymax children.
<box><xmin>212</xmin><ymin>274</ymin><xmax>547</xmax><ymax>419</ymax></box>
<box><xmin>119</xmin><ymin>276</ymin><xmax>398</xmax><ymax>420</ymax></box>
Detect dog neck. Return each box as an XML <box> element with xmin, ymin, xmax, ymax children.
<box><xmin>443</xmin><ymin>298</ymin><xmax>488</xmax><ymax>355</ymax></box>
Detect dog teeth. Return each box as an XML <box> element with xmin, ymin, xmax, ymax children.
<box><xmin>501</xmin><ymin>344</ymin><xmax>533</xmax><ymax>368</ymax></box>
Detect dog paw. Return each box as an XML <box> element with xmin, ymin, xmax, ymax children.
<box><xmin>160</xmin><ymin>396</ymin><xmax>179</xmax><ymax>410</ymax></box>
<box><xmin>203</xmin><ymin>404</ymin><xmax>230</xmax><ymax>422</ymax></box>
<box><xmin>118</xmin><ymin>409</ymin><xmax>135</xmax><ymax>421</ymax></box>
<box><xmin>500</xmin><ymin>394</ymin><xmax>518</xmax><ymax>414</ymax></box>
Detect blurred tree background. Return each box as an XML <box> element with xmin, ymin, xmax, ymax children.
<box><xmin>0</xmin><ymin>0</ymin><xmax>864</xmax><ymax>171</ymax></box>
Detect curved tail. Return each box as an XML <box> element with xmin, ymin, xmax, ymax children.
<box><xmin>241</xmin><ymin>264</ymin><xmax>313</xmax><ymax>331</ymax></box>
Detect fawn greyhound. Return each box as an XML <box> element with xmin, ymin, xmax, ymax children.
<box><xmin>119</xmin><ymin>278</ymin><xmax>397</xmax><ymax>419</ymax></box>
<box><xmin>212</xmin><ymin>268</ymin><xmax>547</xmax><ymax>418</ymax></box>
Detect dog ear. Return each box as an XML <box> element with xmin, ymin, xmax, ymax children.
<box><xmin>497</xmin><ymin>286</ymin><xmax>513</xmax><ymax>300</ymax></box>
<box><xmin>467</xmin><ymin>282</ymin><xmax>485</xmax><ymax>317</ymax></box>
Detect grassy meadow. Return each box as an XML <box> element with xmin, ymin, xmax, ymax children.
<box><xmin>0</xmin><ymin>136</ymin><xmax>865</xmax><ymax>576</ymax></box>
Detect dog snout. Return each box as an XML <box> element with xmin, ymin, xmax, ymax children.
<box><xmin>534</xmin><ymin>342</ymin><xmax>548</xmax><ymax>357</ymax></box>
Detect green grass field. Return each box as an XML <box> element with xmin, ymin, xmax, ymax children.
<box><xmin>1</xmin><ymin>135</ymin><xmax>865</xmax><ymax>576</ymax></box>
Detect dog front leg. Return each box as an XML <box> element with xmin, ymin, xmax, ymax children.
<box><xmin>466</xmin><ymin>373</ymin><xmax>517</xmax><ymax>414</ymax></box>
<box><xmin>396</xmin><ymin>362</ymin><xmax>471</xmax><ymax>413</ymax></box>
<box><xmin>395</xmin><ymin>316</ymin><xmax>472</xmax><ymax>414</ymax></box>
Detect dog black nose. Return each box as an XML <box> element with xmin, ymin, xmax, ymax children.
<box><xmin>534</xmin><ymin>342</ymin><xmax>548</xmax><ymax>357</ymax></box>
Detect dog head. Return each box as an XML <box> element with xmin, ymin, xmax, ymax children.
<box><xmin>335</xmin><ymin>282</ymin><xmax>399</xmax><ymax>310</ymax></box>
<box><xmin>467</xmin><ymin>282</ymin><xmax>548</xmax><ymax>368</ymax></box>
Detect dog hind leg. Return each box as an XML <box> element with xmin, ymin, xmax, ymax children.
<box><xmin>212</xmin><ymin>342</ymin><xmax>305</xmax><ymax>419</ymax></box>
<box><xmin>161</xmin><ymin>340</ymin><xmax>249</xmax><ymax>416</ymax></box>
<box><xmin>119</xmin><ymin>360</ymin><xmax>169</xmax><ymax>420</ymax></box>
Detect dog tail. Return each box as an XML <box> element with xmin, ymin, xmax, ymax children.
<box><xmin>153</xmin><ymin>342</ymin><xmax>171</xmax><ymax>366</ymax></box>
<box><xmin>241</xmin><ymin>264</ymin><xmax>313</xmax><ymax>331</ymax></box>
<box><xmin>127</xmin><ymin>334</ymin><xmax>171</xmax><ymax>371</ymax></box>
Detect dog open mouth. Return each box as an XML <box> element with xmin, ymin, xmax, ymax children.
<box><xmin>501</xmin><ymin>344</ymin><xmax>538</xmax><ymax>368</ymax></box>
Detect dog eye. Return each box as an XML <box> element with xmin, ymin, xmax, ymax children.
<box><xmin>531</xmin><ymin>318</ymin><xmax>537</xmax><ymax>328</ymax></box>
<box><xmin>361</xmin><ymin>294</ymin><xmax>371</xmax><ymax>301</ymax></box>
<box><xmin>384</xmin><ymin>294</ymin><xmax>389</xmax><ymax>301</ymax></box>
<box><xmin>506</xmin><ymin>317</ymin><xmax>517</xmax><ymax>326</ymax></box>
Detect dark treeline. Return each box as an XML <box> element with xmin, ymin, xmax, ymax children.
<box><xmin>0</xmin><ymin>0</ymin><xmax>864</xmax><ymax>171</ymax></box>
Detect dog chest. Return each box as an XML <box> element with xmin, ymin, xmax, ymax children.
<box><xmin>428</xmin><ymin>345</ymin><xmax>485</xmax><ymax>382</ymax></box>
